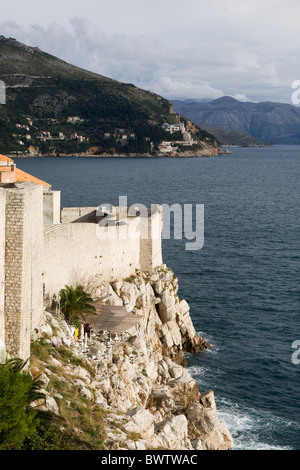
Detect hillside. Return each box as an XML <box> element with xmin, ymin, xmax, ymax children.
<box><xmin>0</xmin><ymin>37</ymin><xmax>219</xmax><ymax>157</ymax></box>
<box><xmin>172</xmin><ymin>97</ymin><xmax>300</xmax><ymax>144</ymax></box>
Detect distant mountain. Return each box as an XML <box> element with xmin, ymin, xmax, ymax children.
<box><xmin>0</xmin><ymin>37</ymin><xmax>219</xmax><ymax>156</ymax></box>
<box><xmin>171</xmin><ymin>97</ymin><xmax>300</xmax><ymax>144</ymax></box>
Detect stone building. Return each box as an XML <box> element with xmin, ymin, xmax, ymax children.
<box><xmin>0</xmin><ymin>155</ymin><xmax>163</xmax><ymax>361</ymax></box>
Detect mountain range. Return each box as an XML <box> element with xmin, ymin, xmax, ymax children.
<box><xmin>172</xmin><ymin>96</ymin><xmax>300</xmax><ymax>144</ymax></box>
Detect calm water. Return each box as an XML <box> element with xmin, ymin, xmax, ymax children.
<box><xmin>15</xmin><ymin>146</ymin><xmax>300</xmax><ymax>450</ymax></box>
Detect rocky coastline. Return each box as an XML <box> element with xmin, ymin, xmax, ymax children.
<box><xmin>31</xmin><ymin>265</ymin><xmax>232</xmax><ymax>450</ymax></box>
<box><xmin>11</xmin><ymin>150</ymin><xmax>221</xmax><ymax>159</ymax></box>
<box><xmin>10</xmin><ymin>140</ymin><xmax>221</xmax><ymax>159</ymax></box>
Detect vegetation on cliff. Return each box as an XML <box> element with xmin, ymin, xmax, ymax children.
<box><xmin>0</xmin><ymin>358</ymin><xmax>46</xmax><ymax>449</ymax></box>
<box><xmin>0</xmin><ymin>344</ymin><xmax>107</xmax><ymax>450</ymax></box>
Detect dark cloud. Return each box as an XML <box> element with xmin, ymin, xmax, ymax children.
<box><xmin>1</xmin><ymin>1</ymin><xmax>299</xmax><ymax>103</ymax></box>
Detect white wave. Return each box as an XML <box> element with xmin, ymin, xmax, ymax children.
<box><xmin>217</xmin><ymin>398</ymin><xmax>296</xmax><ymax>450</ymax></box>
<box><xmin>185</xmin><ymin>369</ymin><xmax>296</xmax><ymax>450</ymax></box>
<box><xmin>186</xmin><ymin>333</ymin><xmax>298</xmax><ymax>450</ymax></box>
<box><xmin>196</xmin><ymin>330</ymin><xmax>221</xmax><ymax>353</ymax></box>
<box><xmin>186</xmin><ymin>364</ymin><xmax>210</xmax><ymax>381</ymax></box>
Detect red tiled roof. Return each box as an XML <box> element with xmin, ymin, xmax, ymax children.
<box><xmin>0</xmin><ymin>154</ymin><xmax>14</xmax><ymax>163</ymax></box>
<box><xmin>0</xmin><ymin>154</ymin><xmax>51</xmax><ymax>188</ymax></box>
<box><xmin>15</xmin><ymin>168</ymin><xmax>51</xmax><ymax>188</ymax></box>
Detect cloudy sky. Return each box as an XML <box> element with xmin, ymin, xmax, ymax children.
<box><xmin>1</xmin><ymin>0</ymin><xmax>299</xmax><ymax>103</ymax></box>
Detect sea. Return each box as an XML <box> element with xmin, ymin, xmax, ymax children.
<box><xmin>15</xmin><ymin>145</ymin><xmax>300</xmax><ymax>450</ymax></box>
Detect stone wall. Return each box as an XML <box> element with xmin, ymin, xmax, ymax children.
<box><xmin>0</xmin><ymin>189</ymin><xmax>6</xmax><ymax>361</ymax></box>
<box><xmin>3</xmin><ymin>183</ymin><xmax>43</xmax><ymax>360</ymax></box>
<box><xmin>42</xmin><ymin>218</ymin><xmax>142</xmax><ymax>300</ymax></box>
<box><xmin>0</xmin><ymin>184</ymin><xmax>163</xmax><ymax>360</ymax></box>
<box><xmin>61</xmin><ymin>207</ymin><xmax>98</xmax><ymax>224</ymax></box>
<box><xmin>43</xmin><ymin>207</ymin><xmax>163</xmax><ymax>300</ymax></box>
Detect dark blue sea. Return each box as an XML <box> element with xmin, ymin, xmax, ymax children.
<box><xmin>15</xmin><ymin>146</ymin><xmax>300</xmax><ymax>450</ymax></box>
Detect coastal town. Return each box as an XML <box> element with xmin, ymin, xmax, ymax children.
<box><xmin>158</xmin><ymin>122</ymin><xmax>200</xmax><ymax>153</ymax></box>
<box><xmin>10</xmin><ymin>114</ymin><xmax>211</xmax><ymax>157</ymax></box>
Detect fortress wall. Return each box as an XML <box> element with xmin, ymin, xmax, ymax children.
<box><xmin>4</xmin><ymin>184</ymin><xmax>35</xmax><ymax>359</ymax></box>
<box><xmin>3</xmin><ymin>183</ymin><xmax>44</xmax><ymax>360</ymax></box>
<box><xmin>42</xmin><ymin>218</ymin><xmax>141</xmax><ymax>299</ymax></box>
<box><xmin>0</xmin><ymin>189</ymin><xmax>6</xmax><ymax>360</ymax></box>
<box><xmin>0</xmin><ymin>186</ymin><xmax>163</xmax><ymax>359</ymax></box>
<box><xmin>61</xmin><ymin>207</ymin><xmax>98</xmax><ymax>224</ymax></box>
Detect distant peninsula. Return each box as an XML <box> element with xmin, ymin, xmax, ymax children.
<box><xmin>0</xmin><ymin>37</ymin><xmax>220</xmax><ymax>158</ymax></box>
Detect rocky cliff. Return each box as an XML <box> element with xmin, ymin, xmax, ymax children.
<box><xmin>30</xmin><ymin>265</ymin><xmax>232</xmax><ymax>450</ymax></box>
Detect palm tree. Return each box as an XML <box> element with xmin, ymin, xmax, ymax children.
<box><xmin>59</xmin><ymin>285</ymin><xmax>96</xmax><ymax>324</ymax></box>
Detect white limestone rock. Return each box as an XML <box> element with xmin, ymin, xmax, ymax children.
<box><xmin>75</xmin><ymin>381</ymin><xmax>94</xmax><ymax>401</ymax></box>
<box><xmin>40</xmin><ymin>322</ymin><xmax>53</xmax><ymax>337</ymax></box>
<box><xmin>155</xmin><ymin>414</ymin><xmax>192</xmax><ymax>450</ymax></box>
<box><xmin>157</xmin><ymin>289</ymin><xmax>177</xmax><ymax>323</ymax></box>
<box><xmin>72</xmin><ymin>365</ymin><xmax>91</xmax><ymax>382</ymax></box>
<box><xmin>186</xmin><ymin>403</ymin><xmax>204</xmax><ymax>422</ymax></box>
<box><xmin>126</xmin><ymin>406</ymin><xmax>155</xmax><ymax>439</ymax></box>
<box><xmin>200</xmin><ymin>390</ymin><xmax>217</xmax><ymax>410</ymax></box>
<box><xmin>37</xmin><ymin>373</ymin><xmax>50</xmax><ymax>389</ymax></box>
<box><xmin>50</xmin><ymin>357</ymin><xmax>62</xmax><ymax>368</ymax></box>
<box><xmin>51</xmin><ymin>336</ymin><xmax>62</xmax><ymax>348</ymax></box>
<box><xmin>32</xmin><ymin>389</ymin><xmax>60</xmax><ymax>416</ymax></box>
<box><xmin>62</xmin><ymin>337</ymin><xmax>72</xmax><ymax>347</ymax></box>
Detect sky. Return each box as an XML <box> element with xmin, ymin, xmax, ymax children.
<box><xmin>1</xmin><ymin>0</ymin><xmax>300</xmax><ymax>103</ymax></box>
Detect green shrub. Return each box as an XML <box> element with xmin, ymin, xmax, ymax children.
<box><xmin>126</xmin><ymin>431</ymin><xmax>142</xmax><ymax>442</ymax></box>
<box><xmin>30</xmin><ymin>339</ymin><xmax>52</xmax><ymax>362</ymax></box>
<box><xmin>23</xmin><ymin>424</ymin><xmax>91</xmax><ymax>450</ymax></box>
<box><xmin>124</xmin><ymin>275</ymin><xmax>137</xmax><ymax>283</ymax></box>
<box><xmin>0</xmin><ymin>358</ymin><xmax>45</xmax><ymax>450</ymax></box>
